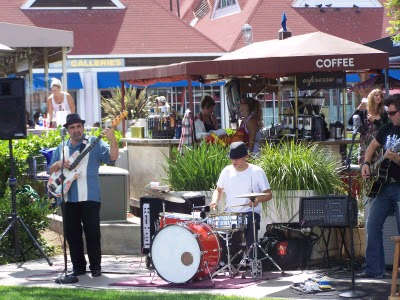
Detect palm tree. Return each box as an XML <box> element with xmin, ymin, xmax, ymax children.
<box><xmin>101</xmin><ymin>87</ymin><xmax>156</xmax><ymax>124</ymax></box>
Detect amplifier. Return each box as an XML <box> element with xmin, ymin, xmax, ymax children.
<box><xmin>299</xmin><ymin>195</ymin><xmax>357</xmax><ymax>228</ymax></box>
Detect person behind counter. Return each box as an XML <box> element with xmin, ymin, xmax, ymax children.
<box><xmin>194</xmin><ymin>95</ymin><xmax>224</xmax><ymax>140</ymax></box>
<box><xmin>238</xmin><ymin>97</ymin><xmax>263</xmax><ymax>154</ymax></box>
<box><xmin>349</xmin><ymin>88</ymin><xmax>388</xmax><ymax>165</ymax></box>
<box><xmin>47</xmin><ymin>78</ymin><xmax>76</xmax><ymax>128</ymax></box>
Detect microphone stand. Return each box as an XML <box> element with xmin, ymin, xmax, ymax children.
<box><xmin>55</xmin><ymin>128</ymin><xmax>78</xmax><ymax>284</ymax></box>
<box><xmin>339</xmin><ymin>127</ymin><xmax>365</xmax><ymax>298</ymax></box>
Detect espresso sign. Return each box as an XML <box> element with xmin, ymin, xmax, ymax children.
<box><xmin>297</xmin><ymin>72</ymin><xmax>346</xmax><ymax>90</ymax></box>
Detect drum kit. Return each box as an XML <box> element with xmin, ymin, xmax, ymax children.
<box><xmin>144</xmin><ymin>186</ymin><xmax>283</xmax><ymax>284</ymax></box>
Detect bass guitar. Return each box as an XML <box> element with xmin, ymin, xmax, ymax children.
<box><xmin>47</xmin><ymin>111</ymin><xmax>127</xmax><ymax>198</ymax></box>
<box><xmin>367</xmin><ymin>141</ymin><xmax>400</xmax><ymax>198</ymax></box>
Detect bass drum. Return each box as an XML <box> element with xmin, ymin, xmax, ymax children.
<box><xmin>151</xmin><ymin>222</ymin><xmax>220</xmax><ymax>283</ymax></box>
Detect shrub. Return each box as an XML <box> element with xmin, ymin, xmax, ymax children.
<box><xmin>252</xmin><ymin>141</ymin><xmax>345</xmax><ymax>217</ymax></box>
<box><xmin>0</xmin><ymin>128</ymin><xmax>123</xmax><ymax>198</ymax></box>
<box><xmin>0</xmin><ymin>185</ymin><xmax>54</xmax><ymax>264</ymax></box>
<box><xmin>165</xmin><ymin>142</ymin><xmax>230</xmax><ymax>191</ymax></box>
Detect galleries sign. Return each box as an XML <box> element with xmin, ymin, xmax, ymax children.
<box><xmin>297</xmin><ymin>72</ymin><xmax>346</xmax><ymax>90</ymax></box>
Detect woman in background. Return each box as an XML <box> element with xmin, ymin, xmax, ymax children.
<box><xmin>47</xmin><ymin>78</ymin><xmax>75</xmax><ymax>127</ymax></box>
<box><xmin>194</xmin><ymin>95</ymin><xmax>220</xmax><ymax>140</ymax></box>
<box><xmin>349</xmin><ymin>88</ymin><xmax>388</xmax><ymax>165</ymax></box>
<box><xmin>238</xmin><ymin>97</ymin><xmax>263</xmax><ymax>154</ymax></box>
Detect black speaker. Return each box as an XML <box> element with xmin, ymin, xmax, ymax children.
<box><xmin>299</xmin><ymin>195</ymin><xmax>358</xmax><ymax>228</ymax></box>
<box><xmin>0</xmin><ymin>78</ymin><xmax>26</xmax><ymax>140</ymax></box>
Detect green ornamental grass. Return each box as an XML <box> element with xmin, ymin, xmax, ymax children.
<box><xmin>252</xmin><ymin>141</ymin><xmax>345</xmax><ymax>216</ymax></box>
<box><xmin>165</xmin><ymin>142</ymin><xmax>230</xmax><ymax>191</ymax></box>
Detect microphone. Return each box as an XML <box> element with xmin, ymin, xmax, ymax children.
<box><xmin>352</xmin><ymin>114</ymin><xmax>361</xmax><ymax>135</ymax></box>
<box><xmin>60</xmin><ymin>127</ymin><xmax>67</xmax><ymax>138</ymax></box>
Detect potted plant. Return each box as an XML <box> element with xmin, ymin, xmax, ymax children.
<box><xmin>252</xmin><ymin>141</ymin><xmax>345</xmax><ymax>227</ymax></box>
<box><xmin>165</xmin><ymin>142</ymin><xmax>230</xmax><ymax>201</ymax></box>
<box><xmin>101</xmin><ymin>87</ymin><xmax>156</xmax><ymax>126</ymax></box>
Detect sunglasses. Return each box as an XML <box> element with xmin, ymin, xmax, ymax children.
<box><xmin>387</xmin><ymin>110</ymin><xmax>399</xmax><ymax>116</ymax></box>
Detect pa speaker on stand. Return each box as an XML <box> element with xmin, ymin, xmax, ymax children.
<box><xmin>0</xmin><ymin>78</ymin><xmax>27</xmax><ymax>140</ymax></box>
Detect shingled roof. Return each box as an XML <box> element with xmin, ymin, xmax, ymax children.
<box><xmin>178</xmin><ymin>0</ymin><xmax>391</xmax><ymax>51</ymax></box>
<box><xmin>0</xmin><ymin>0</ymin><xmax>224</xmax><ymax>55</ymax></box>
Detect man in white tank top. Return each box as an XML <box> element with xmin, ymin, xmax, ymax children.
<box><xmin>47</xmin><ymin>78</ymin><xmax>75</xmax><ymax>127</ymax></box>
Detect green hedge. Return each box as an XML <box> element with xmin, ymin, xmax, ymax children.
<box><xmin>0</xmin><ymin>185</ymin><xmax>53</xmax><ymax>264</ymax></box>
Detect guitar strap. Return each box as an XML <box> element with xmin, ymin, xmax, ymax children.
<box><xmin>79</xmin><ymin>135</ymin><xmax>89</xmax><ymax>153</ymax></box>
<box><xmin>62</xmin><ymin>135</ymin><xmax>90</xmax><ymax>162</ymax></box>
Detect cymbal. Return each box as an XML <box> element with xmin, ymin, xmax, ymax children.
<box><xmin>162</xmin><ymin>193</ymin><xmax>185</xmax><ymax>203</ymax></box>
<box><xmin>235</xmin><ymin>192</ymin><xmax>267</xmax><ymax>198</ymax></box>
<box><xmin>145</xmin><ymin>187</ymin><xmax>185</xmax><ymax>204</ymax></box>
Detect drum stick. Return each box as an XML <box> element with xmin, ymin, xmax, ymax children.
<box><xmin>230</xmin><ymin>203</ymin><xmax>250</xmax><ymax>208</ymax></box>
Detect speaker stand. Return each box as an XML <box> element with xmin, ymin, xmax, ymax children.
<box><xmin>339</xmin><ymin>130</ymin><xmax>365</xmax><ymax>298</ymax></box>
<box><xmin>0</xmin><ymin>140</ymin><xmax>52</xmax><ymax>266</ymax></box>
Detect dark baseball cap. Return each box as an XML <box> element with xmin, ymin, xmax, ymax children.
<box><xmin>229</xmin><ymin>141</ymin><xmax>248</xmax><ymax>159</ymax></box>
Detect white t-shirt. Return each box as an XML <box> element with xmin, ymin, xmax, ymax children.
<box><xmin>216</xmin><ymin>163</ymin><xmax>270</xmax><ymax>215</ymax></box>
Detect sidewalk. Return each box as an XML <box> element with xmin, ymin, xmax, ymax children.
<box><xmin>0</xmin><ymin>254</ymin><xmax>392</xmax><ymax>299</ymax></box>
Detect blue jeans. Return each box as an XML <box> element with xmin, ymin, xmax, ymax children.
<box><xmin>365</xmin><ymin>182</ymin><xmax>400</xmax><ymax>276</ymax></box>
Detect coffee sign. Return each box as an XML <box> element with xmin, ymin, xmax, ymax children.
<box><xmin>315</xmin><ymin>57</ymin><xmax>355</xmax><ymax>69</ymax></box>
<box><xmin>297</xmin><ymin>72</ymin><xmax>346</xmax><ymax>90</ymax></box>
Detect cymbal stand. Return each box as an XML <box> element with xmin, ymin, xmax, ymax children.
<box><xmin>212</xmin><ymin>230</ymin><xmax>238</xmax><ymax>278</ymax></box>
<box><xmin>238</xmin><ymin>196</ymin><xmax>283</xmax><ymax>278</ymax></box>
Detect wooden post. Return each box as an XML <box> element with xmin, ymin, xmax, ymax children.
<box><xmin>121</xmin><ymin>81</ymin><xmax>126</xmax><ymax>137</ymax></box>
<box><xmin>43</xmin><ymin>48</ymin><xmax>49</xmax><ymax>99</ymax></box>
<box><xmin>294</xmin><ymin>75</ymin><xmax>298</xmax><ymax>141</ymax></box>
<box><xmin>62</xmin><ymin>47</ymin><xmax>68</xmax><ymax>91</ymax></box>
<box><xmin>187</xmin><ymin>77</ymin><xmax>193</xmax><ymax>113</ymax></box>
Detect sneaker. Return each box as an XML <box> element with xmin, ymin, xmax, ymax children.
<box><xmin>91</xmin><ymin>270</ymin><xmax>101</xmax><ymax>277</ymax></box>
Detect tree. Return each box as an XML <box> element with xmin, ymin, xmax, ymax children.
<box><xmin>385</xmin><ymin>0</ymin><xmax>400</xmax><ymax>42</ymax></box>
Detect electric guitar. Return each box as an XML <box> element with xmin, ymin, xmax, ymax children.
<box><xmin>47</xmin><ymin>111</ymin><xmax>128</xmax><ymax>198</ymax></box>
<box><xmin>367</xmin><ymin>141</ymin><xmax>400</xmax><ymax>198</ymax></box>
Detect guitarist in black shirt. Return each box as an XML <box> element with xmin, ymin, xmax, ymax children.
<box><xmin>360</xmin><ymin>94</ymin><xmax>400</xmax><ymax>279</ymax></box>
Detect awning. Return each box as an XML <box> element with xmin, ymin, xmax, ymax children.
<box><xmin>346</xmin><ymin>73</ymin><xmax>360</xmax><ymax>83</ymax></box>
<box><xmin>388</xmin><ymin>69</ymin><xmax>400</xmax><ymax>80</ymax></box>
<box><xmin>98</xmin><ymin>72</ymin><xmax>224</xmax><ymax>89</ymax></box>
<box><xmin>120</xmin><ymin>32</ymin><xmax>389</xmax><ymax>85</ymax></box>
<box><xmin>33</xmin><ymin>73</ymin><xmax>83</xmax><ymax>90</ymax></box>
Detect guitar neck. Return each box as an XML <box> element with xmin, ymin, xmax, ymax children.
<box><xmin>69</xmin><ymin>134</ymin><xmax>103</xmax><ymax>169</ymax></box>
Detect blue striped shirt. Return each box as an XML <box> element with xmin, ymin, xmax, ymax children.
<box><xmin>50</xmin><ymin>135</ymin><xmax>112</xmax><ymax>202</ymax></box>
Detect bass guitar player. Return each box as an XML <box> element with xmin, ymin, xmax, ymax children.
<box><xmin>49</xmin><ymin>113</ymin><xmax>119</xmax><ymax>278</ymax></box>
<box><xmin>360</xmin><ymin>93</ymin><xmax>400</xmax><ymax>279</ymax></box>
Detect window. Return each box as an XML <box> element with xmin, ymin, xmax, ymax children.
<box><xmin>217</xmin><ymin>0</ymin><xmax>237</xmax><ymax>9</ymax></box>
<box><xmin>292</xmin><ymin>0</ymin><xmax>382</xmax><ymax>8</ymax></box>
<box><xmin>21</xmin><ymin>0</ymin><xmax>125</xmax><ymax>10</ymax></box>
<box><xmin>212</xmin><ymin>0</ymin><xmax>240</xmax><ymax>19</ymax></box>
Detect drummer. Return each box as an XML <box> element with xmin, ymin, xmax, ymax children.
<box><xmin>210</xmin><ymin>141</ymin><xmax>272</xmax><ymax>247</ymax></box>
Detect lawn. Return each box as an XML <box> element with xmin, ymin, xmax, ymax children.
<box><xmin>0</xmin><ymin>286</ymin><xmax>278</xmax><ymax>300</ymax></box>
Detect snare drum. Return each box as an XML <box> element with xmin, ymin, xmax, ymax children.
<box><xmin>151</xmin><ymin>222</ymin><xmax>220</xmax><ymax>283</ymax></box>
<box><xmin>207</xmin><ymin>212</ymin><xmax>247</xmax><ymax>232</ymax></box>
<box><xmin>159</xmin><ymin>212</ymin><xmax>194</xmax><ymax>228</ymax></box>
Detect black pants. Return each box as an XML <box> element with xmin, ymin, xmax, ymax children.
<box><xmin>245</xmin><ymin>212</ymin><xmax>260</xmax><ymax>247</ymax></box>
<box><xmin>64</xmin><ymin>201</ymin><xmax>101</xmax><ymax>272</ymax></box>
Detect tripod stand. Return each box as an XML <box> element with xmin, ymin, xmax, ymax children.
<box><xmin>0</xmin><ymin>140</ymin><xmax>52</xmax><ymax>266</ymax></box>
<box><xmin>339</xmin><ymin>127</ymin><xmax>365</xmax><ymax>298</ymax></box>
<box><xmin>236</xmin><ymin>194</ymin><xmax>283</xmax><ymax>278</ymax></box>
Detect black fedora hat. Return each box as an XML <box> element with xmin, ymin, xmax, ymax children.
<box><xmin>64</xmin><ymin>113</ymin><xmax>85</xmax><ymax>128</ymax></box>
<box><xmin>229</xmin><ymin>141</ymin><xmax>248</xmax><ymax>159</ymax></box>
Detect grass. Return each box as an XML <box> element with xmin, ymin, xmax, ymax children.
<box><xmin>0</xmin><ymin>286</ymin><xmax>278</xmax><ymax>300</ymax></box>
